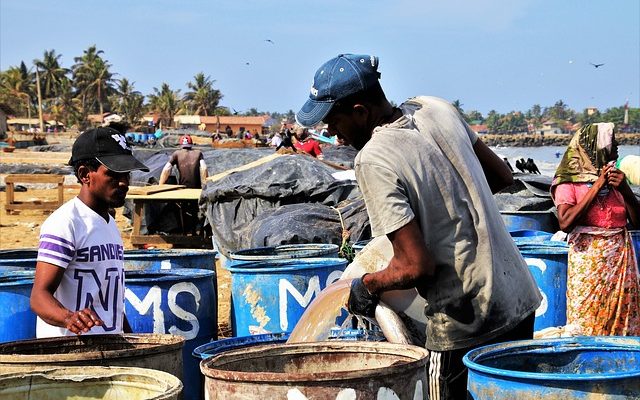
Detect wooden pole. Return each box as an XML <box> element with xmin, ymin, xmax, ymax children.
<box><xmin>35</xmin><ymin>68</ymin><xmax>45</xmax><ymax>134</ymax></box>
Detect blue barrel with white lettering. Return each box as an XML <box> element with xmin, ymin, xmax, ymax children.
<box><xmin>124</xmin><ymin>268</ymin><xmax>216</xmax><ymax>400</ymax></box>
<box><xmin>0</xmin><ymin>249</ymin><xmax>217</xmax><ymax>272</ymax></box>
<box><xmin>464</xmin><ymin>336</ymin><xmax>640</xmax><ymax>399</ymax></box>
<box><xmin>517</xmin><ymin>242</ymin><xmax>569</xmax><ymax>332</ymax></box>
<box><xmin>226</xmin><ymin>257</ymin><xmax>348</xmax><ymax>336</ymax></box>
<box><xmin>0</xmin><ymin>269</ymin><xmax>36</xmax><ymax>342</ymax></box>
<box><xmin>123</xmin><ymin>249</ymin><xmax>217</xmax><ymax>271</ymax></box>
<box><xmin>227</xmin><ymin>244</ymin><xmax>339</xmax><ymax>268</ymax></box>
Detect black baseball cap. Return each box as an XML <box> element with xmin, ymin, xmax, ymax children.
<box><xmin>69</xmin><ymin>127</ymin><xmax>149</xmax><ymax>172</ymax></box>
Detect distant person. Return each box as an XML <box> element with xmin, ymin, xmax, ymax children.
<box><xmin>552</xmin><ymin>122</ymin><xmax>640</xmax><ymax>336</ymax></box>
<box><xmin>294</xmin><ymin>127</ymin><xmax>324</xmax><ymax>159</ymax></box>
<box><xmin>225</xmin><ymin>125</ymin><xmax>233</xmax><ymax>138</ymax></box>
<box><xmin>236</xmin><ymin>128</ymin><xmax>246</xmax><ymax>140</ymax></box>
<box><xmin>159</xmin><ymin>134</ymin><xmax>208</xmax><ymax>189</ymax></box>
<box><xmin>296</xmin><ymin>53</ymin><xmax>540</xmax><ymax>400</ymax></box>
<box><xmin>269</xmin><ymin>131</ymin><xmax>283</xmax><ymax>148</ymax></box>
<box><xmin>275</xmin><ymin>128</ymin><xmax>297</xmax><ymax>152</ymax></box>
<box><xmin>503</xmin><ymin>157</ymin><xmax>514</xmax><ymax>172</ymax></box>
<box><xmin>30</xmin><ymin>127</ymin><xmax>149</xmax><ymax>337</ymax></box>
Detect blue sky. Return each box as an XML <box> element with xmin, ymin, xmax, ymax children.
<box><xmin>1</xmin><ymin>0</ymin><xmax>638</xmax><ymax>116</ymax></box>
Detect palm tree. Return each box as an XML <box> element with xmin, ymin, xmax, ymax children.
<box><xmin>183</xmin><ymin>73</ymin><xmax>222</xmax><ymax>116</ymax></box>
<box><xmin>52</xmin><ymin>78</ymin><xmax>81</xmax><ymax>128</ymax></box>
<box><xmin>110</xmin><ymin>78</ymin><xmax>145</xmax><ymax>126</ymax></box>
<box><xmin>148</xmin><ymin>83</ymin><xmax>181</xmax><ymax>128</ymax></box>
<box><xmin>72</xmin><ymin>45</ymin><xmax>115</xmax><ymax>115</ymax></box>
<box><xmin>33</xmin><ymin>49</ymin><xmax>69</xmax><ymax>99</ymax></box>
<box><xmin>451</xmin><ymin>99</ymin><xmax>464</xmax><ymax>116</ymax></box>
<box><xmin>0</xmin><ymin>63</ymin><xmax>35</xmax><ymax>120</ymax></box>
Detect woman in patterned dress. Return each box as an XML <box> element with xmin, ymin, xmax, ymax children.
<box><xmin>551</xmin><ymin>122</ymin><xmax>640</xmax><ymax>335</ymax></box>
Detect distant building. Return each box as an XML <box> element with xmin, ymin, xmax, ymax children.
<box><xmin>469</xmin><ymin>124</ymin><xmax>488</xmax><ymax>134</ymax></box>
<box><xmin>174</xmin><ymin>115</ymin><xmax>201</xmax><ymax>130</ymax></box>
<box><xmin>537</xmin><ymin>120</ymin><xmax>563</xmax><ymax>135</ymax></box>
<box><xmin>199</xmin><ymin>115</ymin><xmax>270</xmax><ymax>136</ymax></box>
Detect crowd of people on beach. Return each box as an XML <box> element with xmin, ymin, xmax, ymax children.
<box><xmin>22</xmin><ymin>53</ymin><xmax>639</xmax><ymax>400</ymax></box>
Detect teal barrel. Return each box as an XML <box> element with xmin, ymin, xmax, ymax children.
<box><xmin>509</xmin><ymin>229</ymin><xmax>553</xmax><ymax>244</ymax></box>
<box><xmin>226</xmin><ymin>257</ymin><xmax>348</xmax><ymax>336</ymax></box>
<box><xmin>0</xmin><ymin>269</ymin><xmax>36</xmax><ymax>343</ymax></box>
<box><xmin>227</xmin><ymin>244</ymin><xmax>339</xmax><ymax>267</ymax></box>
<box><xmin>352</xmin><ymin>239</ymin><xmax>372</xmax><ymax>254</ymax></box>
<box><xmin>630</xmin><ymin>230</ymin><xmax>640</xmax><ymax>268</ymax></box>
<box><xmin>500</xmin><ymin>210</ymin><xmax>558</xmax><ymax>233</ymax></box>
<box><xmin>193</xmin><ymin>332</ymin><xmax>291</xmax><ymax>360</ymax></box>
<box><xmin>517</xmin><ymin>241</ymin><xmax>568</xmax><ymax>332</ymax></box>
<box><xmin>0</xmin><ymin>248</ymin><xmax>217</xmax><ymax>271</ymax></box>
<box><xmin>124</xmin><ymin>268</ymin><xmax>217</xmax><ymax>400</ymax></box>
<box><xmin>464</xmin><ymin>336</ymin><xmax>640</xmax><ymax>399</ymax></box>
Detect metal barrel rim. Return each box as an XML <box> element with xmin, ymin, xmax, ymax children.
<box><xmin>225</xmin><ymin>257</ymin><xmax>348</xmax><ymax>273</ymax></box>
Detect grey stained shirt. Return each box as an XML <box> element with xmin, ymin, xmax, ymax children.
<box><xmin>355</xmin><ymin>96</ymin><xmax>541</xmax><ymax>351</ymax></box>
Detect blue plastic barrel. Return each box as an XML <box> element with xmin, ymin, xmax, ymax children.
<box><xmin>630</xmin><ymin>230</ymin><xmax>640</xmax><ymax>268</ymax></box>
<box><xmin>123</xmin><ymin>249</ymin><xmax>217</xmax><ymax>271</ymax></box>
<box><xmin>501</xmin><ymin>211</ymin><xmax>558</xmax><ymax>233</ymax></box>
<box><xmin>0</xmin><ymin>249</ymin><xmax>217</xmax><ymax>272</ymax></box>
<box><xmin>0</xmin><ymin>249</ymin><xmax>37</xmax><ymax>269</ymax></box>
<box><xmin>517</xmin><ymin>242</ymin><xmax>568</xmax><ymax>332</ymax></box>
<box><xmin>125</xmin><ymin>132</ymin><xmax>135</xmax><ymax>141</ymax></box>
<box><xmin>352</xmin><ymin>239</ymin><xmax>372</xmax><ymax>254</ymax></box>
<box><xmin>0</xmin><ymin>269</ymin><xmax>36</xmax><ymax>342</ymax></box>
<box><xmin>193</xmin><ymin>332</ymin><xmax>290</xmax><ymax>360</ymax></box>
<box><xmin>226</xmin><ymin>257</ymin><xmax>348</xmax><ymax>336</ymax></box>
<box><xmin>124</xmin><ymin>268</ymin><xmax>216</xmax><ymax>400</ymax></box>
<box><xmin>227</xmin><ymin>244</ymin><xmax>339</xmax><ymax>267</ymax></box>
<box><xmin>464</xmin><ymin>336</ymin><xmax>640</xmax><ymax>399</ymax></box>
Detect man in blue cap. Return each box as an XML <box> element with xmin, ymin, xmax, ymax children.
<box><xmin>296</xmin><ymin>54</ymin><xmax>541</xmax><ymax>400</ymax></box>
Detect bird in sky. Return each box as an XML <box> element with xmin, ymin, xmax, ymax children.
<box><xmin>264</xmin><ymin>39</ymin><xmax>275</xmax><ymax>44</ymax></box>
<box><xmin>590</xmin><ymin>62</ymin><xmax>605</xmax><ymax>68</ymax></box>
<box><xmin>245</xmin><ymin>62</ymin><xmax>250</xmax><ymax>66</ymax></box>
<box><xmin>232</xmin><ymin>108</ymin><xmax>239</xmax><ymax>115</ymax></box>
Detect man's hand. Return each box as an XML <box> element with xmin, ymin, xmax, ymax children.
<box><xmin>347</xmin><ymin>276</ymin><xmax>379</xmax><ymax>318</ymax></box>
<box><xmin>63</xmin><ymin>307</ymin><xmax>103</xmax><ymax>335</ymax></box>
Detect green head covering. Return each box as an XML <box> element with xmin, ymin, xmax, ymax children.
<box><xmin>551</xmin><ymin>122</ymin><xmax>616</xmax><ymax>194</ymax></box>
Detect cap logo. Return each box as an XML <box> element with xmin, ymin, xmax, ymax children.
<box><xmin>310</xmin><ymin>86</ymin><xmax>318</xmax><ymax>97</ymax></box>
<box><xmin>111</xmin><ymin>134</ymin><xmax>130</xmax><ymax>151</ymax></box>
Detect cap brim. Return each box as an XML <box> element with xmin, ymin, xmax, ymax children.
<box><xmin>296</xmin><ymin>99</ymin><xmax>334</xmax><ymax>127</ymax></box>
<box><xmin>97</xmin><ymin>154</ymin><xmax>150</xmax><ymax>173</ymax></box>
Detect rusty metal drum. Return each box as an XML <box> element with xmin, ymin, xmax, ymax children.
<box><xmin>199</xmin><ymin>341</ymin><xmax>429</xmax><ymax>400</ymax></box>
<box><xmin>0</xmin><ymin>334</ymin><xmax>184</xmax><ymax>379</ymax></box>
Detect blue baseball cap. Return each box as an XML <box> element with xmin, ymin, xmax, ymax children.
<box><xmin>296</xmin><ymin>54</ymin><xmax>381</xmax><ymax>127</ymax></box>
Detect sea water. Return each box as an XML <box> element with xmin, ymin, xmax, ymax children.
<box><xmin>494</xmin><ymin>145</ymin><xmax>638</xmax><ymax>177</ymax></box>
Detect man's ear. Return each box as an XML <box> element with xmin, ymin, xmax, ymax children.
<box><xmin>352</xmin><ymin>104</ymin><xmax>369</xmax><ymax>122</ymax></box>
<box><xmin>77</xmin><ymin>165</ymin><xmax>92</xmax><ymax>184</ymax></box>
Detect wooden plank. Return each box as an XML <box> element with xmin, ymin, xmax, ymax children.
<box><xmin>5</xmin><ymin>202</ymin><xmax>60</xmax><ymax>210</ymax></box>
<box><xmin>127</xmin><ymin>189</ymin><xmax>202</xmax><ymax>200</ymax></box>
<box><xmin>128</xmin><ymin>184</ymin><xmax>185</xmax><ymax>196</ymax></box>
<box><xmin>5</xmin><ymin>174</ymin><xmax>64</xmax><ymax>184</ymax></box>
<box><xmin>207</xmin><ymin>153</ymin><xmax>282</xmax><ymax>183</ymax></box>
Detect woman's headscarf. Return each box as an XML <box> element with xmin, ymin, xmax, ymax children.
<box><xmin>552</xmin><ymin>122</ymin><xmax>615</xmax><ymax>192</ymax></box>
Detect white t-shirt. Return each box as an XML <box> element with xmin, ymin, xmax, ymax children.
<box><xmin>355</xmin><ymin>96</ymin><xmax>541</xmax><ymax>351</ymax></box>
<box><xmin>36</xmin><ymin>197</ymin><xmax>125</xmax><ymax>338</ymax></box>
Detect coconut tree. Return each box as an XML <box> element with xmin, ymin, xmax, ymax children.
<box><xmin>148</xmin><ymin>83</ymin><xmax>181</xmax><ymax>128</ymax></box>
<box><xmin>110</xmin><ymin>78</ymin><xmax>145</xmax><ymax>126</ymax></box>
<box><xmin>72</xmin><ymin>45</ymin><xmax>115</xmax><ymax>115</ymax></box>
<box><xmin>183</xmin><ymin>73</ymin><xmax>222</xmax><ymax>116</ymax></box>
<box><xmin>33</xmin><ymin>49</ymin><xmax>69</xmax><ymax>99</ymax></box>
<box><xmin>0</xmin><ymin>62</ymin><xmax>35</xmax><ymax>119</ymax></box>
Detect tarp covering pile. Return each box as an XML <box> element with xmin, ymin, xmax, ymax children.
<box><xmin>494</xmin><ymin>173</ymin><xmax>555</xmax><ymax>212</ymax></box>
<box><xmin>200</xmin><ymin>153</ymin><xmax>370</xmax><ymax>257</ymax></box>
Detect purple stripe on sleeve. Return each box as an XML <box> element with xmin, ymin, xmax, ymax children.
<box><xmin>40</xmin><ymin>234</ymin><xmax>74</xmax><ymax>247</ymax></box>
<box><xmin>39</xmin><ymin>241</ymin><xmax>74</xmax><ymax>257</ymax></box>
<box><xmin>38</xmin><ymin>252</ymin><xmax>71</xmax><ymax>266</ymax></box>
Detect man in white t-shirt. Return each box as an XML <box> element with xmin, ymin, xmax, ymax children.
<box><xmin>296</xmin><ymin>54</ymin><xmax>542</xmax><ymax>400</ymax></box>
<box><xmin>30</xmin><ymin>127</ymin><xmax>149</xmax><ymax>338</ymax></box>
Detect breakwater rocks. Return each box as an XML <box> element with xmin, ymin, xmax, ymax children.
<box><xmin>481</xmin><ymin>133</ymin><xmax>640</xmax><ymax>147</ymax></box>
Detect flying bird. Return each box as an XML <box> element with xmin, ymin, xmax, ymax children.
<box><xmin>264</xmin><ymin>39</ymin><xmax>275</xmax><ymax>44</ymax></box>
<box><xmin>590</xmin><ymin>62</ymin><xmax>605</xmax><ymax>68</ymax></box>
<box><xmin>245</xmin><ymin>62</ymin><xmax>250</xmax><ymax>66</ymax></box>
